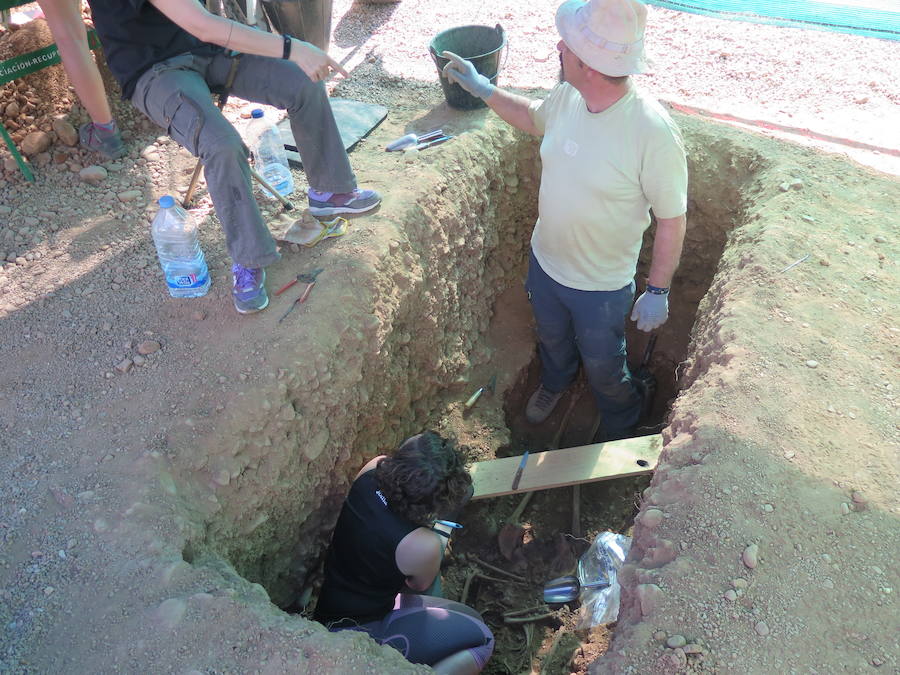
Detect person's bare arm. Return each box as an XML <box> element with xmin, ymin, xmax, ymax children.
<box><xmin>354</xmin><ymin>454</ymin><xmax>387</xmax><ymax>479</ymax></box>
<box><xmin>147</xmin><ymin>0</ymin><xmax>346</xmax><ymax>81</ymax></box>
<box><xmin>484</xmin><ymin>88</ymin><xmax>541</xmax><ymax>136</ymax></box>
<box><xmin>396</xmin><ymin>528</ymin><xmax>443</xmax><ymax>591</ymax></box>
<box><xmin>647</xmin><ymin>213</ymin><xmax>686</xmax><ymax>288</ymax></box>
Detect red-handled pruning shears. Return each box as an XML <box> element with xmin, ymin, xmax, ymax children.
<box><xmin>277</xmin><ymin>268</ymin><xmax>323</xmax><ymax>323</ymax></box>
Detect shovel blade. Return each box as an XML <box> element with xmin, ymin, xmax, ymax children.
<box><xmin>498</xmin><ymin>522</ymin><xmax>524</xmax><ymax>561</ymax></box>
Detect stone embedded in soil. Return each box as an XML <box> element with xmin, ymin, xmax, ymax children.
<box><xmin>684</xmin><ymin>644</ymin><xmax>704</xmax><ymax>655</ymax></box>
<box><xmin>637</xmin><ymin>583</ymin><xmax>662</xmax><ymax>617</ymax></box>
<box><xmin>115</xmin><ymin>359</ymin><xmax>133</xmax><ymax>374</ymax></box>
<box><xmin>137</xmin><ymin>340</ymin><xmax>161</xmax><ymax>355</ymax></box>
<box><xmin>742</xmin><ymin>544</ymin><xmax>759</xmax><ymax>569</ymax></box>
<box><xmin>653</xmin><ymin>630</ymin><xmax>668</xmax><ymax>642</ymax></box>
<box><xmin>79</xmin><ymin>165</ymin><xmax>108</xmax><ymax>185</ymax></box>
<box><xmin>755</xmin><ymin>621</ymin><xmax>770</xmax><ymax>636</ymax></box>
<box><xmin>156</xmin><ymin>598</ymin><xmax>187</xmax><ymax>630</ymax></box>
<box><xmin>21</xmin><ymin>131</ymin><xmax>51</xmax><ymax>156</ymax></box>
<box><xmin>117</xmin><ymin>190</ymin><xmax>142</xmax><ymax>203</ymax></box>
<box><xmin>666</xmin><ymin>635</ymin><xmax>687</xmax><ymax>649</ymax></box>
<box><xmin>724</xmin><ymin>589</ymin><xmax>738</xmax><ymax>602</ymax></box>
<box><xmin>51</xmin><ymin>118</ymin><xmax>78</xmax><ymax>146</ymax></box>
<box><xmin>640</xmin><ymin>508</ymin><xmax>664</xmax><ymax>529</ymax></box>
<box><xmin>840</xmin><ymin>502</ymin><xmax>851</xmax><ymax>515</ymax></box>
<box><xmin>805</xmin><ymin>360</ymin><xmax>819</xmax><ymax>368</ymax></box>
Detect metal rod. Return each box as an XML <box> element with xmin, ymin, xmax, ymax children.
<box><xmin>780</xmin><ymin>253</ymin><xmax>810</xmax><ymax>273</ymax></box>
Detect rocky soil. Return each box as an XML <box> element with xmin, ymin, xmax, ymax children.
<box><xmin>1</xmin><ymin>1</ymin><xmax>898</xmax><ymax>674</ymax></box>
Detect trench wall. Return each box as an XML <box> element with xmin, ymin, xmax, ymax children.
<box><xmin>167</xmin><ymin>122</ymin><xmax>542</xmax><ymax>607</ymax></box>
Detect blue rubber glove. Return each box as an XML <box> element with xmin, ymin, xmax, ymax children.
<box><xmin>631</xmin><ymin>291</ymin><xmax>669</xmax><ymax>332</ymax></box>
<box><xmin>441</xmin><ymin>51</ymin><xmax>495</xmax><ymax>100</ymax></box>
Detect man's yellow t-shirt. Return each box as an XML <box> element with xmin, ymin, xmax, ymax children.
<box><xmin>528</xmin><ymin>83</ymin><xmax>688</xmax><ymax>291</ymax></box>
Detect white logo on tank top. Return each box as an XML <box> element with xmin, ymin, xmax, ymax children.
<box><xmin>375</xmin><ymin>489</ymin><xmax>388</xmax><ymax>506</ymax></box>
<box><xmin>563</xmin><ymin>139</ymin><xmax>579</xmax><ymax>156</ymax></box>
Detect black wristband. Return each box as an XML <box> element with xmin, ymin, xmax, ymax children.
<box><xmin>431</xmin><ymin>527</ymin><xmax>451</xmax><ymax>539</ymax></box>
<box><xmin>647</xmin><ymin>284</ymin><xmax>669</xmax><ymax>295</ymax></box>
<box><xmin>282</xmin><ymin>34</ymin><xmax>292</xmax><ymax>60</ymax></box>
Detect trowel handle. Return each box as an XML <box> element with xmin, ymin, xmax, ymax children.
<box><xmin>640</xmin><ymin>333</ymin><xmax>658</xmax><ymax>369</ymax></box>
<box><xmin>386</xmin><ymin>133</ymin><xmax>417</xmax><ymax>151</ymax></box>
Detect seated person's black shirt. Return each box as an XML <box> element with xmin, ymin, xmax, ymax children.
<box><xmin>86</xmin><ymin>0</ymin><xmax>222</xmax><ymax>99</ymax></box>
<box><xmin>314</xmin><ymin>471</ymin><xmax>419</xmax><ymax>625</ymax></box>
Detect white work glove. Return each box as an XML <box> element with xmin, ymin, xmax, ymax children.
<box><xmin>631</xmin><ymin>290</ymin><xmax>669</xmax><ymax>332</ymax></box>
<box><xmin>441</xmin><ymin>51</ymin><xmax>495</xmax><ymax>100</ymax></box>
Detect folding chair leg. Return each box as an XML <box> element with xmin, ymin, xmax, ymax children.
<box><xmin>1</xmin><ymin>123</ymin><xmax>35</xmax><ymax>182</ymax></box>
<box><xmin>182</xmin><ymin>160</ymin><xmax>204</xmax><ymax>207</ymax></box>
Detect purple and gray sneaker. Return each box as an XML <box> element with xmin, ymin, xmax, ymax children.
<box><xmin>308</xmin><ymin>188</ymin><xmax>381</xmax><ymax>217</ymax></box>
<box><xmin>79</xmin><ymin>121</ymin><xmax>126</xmax><ymax>159</ymax></box>
<box><xmin>232</xmin><ymin>264</ymin><xmax>268</xmax><ymax>314</ymax></box>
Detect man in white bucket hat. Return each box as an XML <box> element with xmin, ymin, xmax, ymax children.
<box><xmin>443</xmin><ymin>0</ymin><xmax>688</xmax><ymax>439</ymax></box>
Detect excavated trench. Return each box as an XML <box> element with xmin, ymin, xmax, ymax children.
<box><xmin>175</xmin><ymin>115</ymin><xmax>771</xmax><ymax>664</ymax></box>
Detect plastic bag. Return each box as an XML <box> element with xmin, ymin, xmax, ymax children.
<box><xmin>576</xmin><ymin>531</ymin><xmax>632</xmax><ymax>628</ymax></box>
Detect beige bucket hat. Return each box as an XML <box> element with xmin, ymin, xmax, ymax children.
<box><xmin>555</xmin><ymin>0</ymin><xmax>649</xmax><ymax>76</ymax></box>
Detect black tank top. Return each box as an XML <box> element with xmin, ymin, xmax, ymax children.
<box><xmin>314</xmin><ymin>471</ymin><xmax>419</xmax><ymax>624</ymax></box>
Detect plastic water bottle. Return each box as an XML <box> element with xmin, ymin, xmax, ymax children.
<box><xmin>151</xmin><ymin>195</ymin><xmax>210</xmax><ymax>298</ymax></box>
<box><xmin>246</xmin><ymin>108</ymin><xmax>294</xmax><ymax>199</ymax></box>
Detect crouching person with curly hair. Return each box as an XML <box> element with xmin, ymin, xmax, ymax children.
<box><xmin>314</xmin><ymin>432</ymin><xmax>494</xmax><ymax>674</ymax></box>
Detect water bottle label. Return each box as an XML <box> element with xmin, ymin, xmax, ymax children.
<box><xmin>167</xmin><ymin>272</ymin><xmax>209</xmax><ymax>289</ymax></box>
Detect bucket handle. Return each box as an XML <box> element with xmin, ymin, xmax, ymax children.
<box><xmin>483</xmin><ymin>24</ymin><xmax>509</xmax><ymax>82</ymax></box>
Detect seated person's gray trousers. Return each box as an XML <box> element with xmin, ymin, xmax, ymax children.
<box><xmin>131</xmin><ymin>51</ymin><xmax>357</xmax><ymax>270</ymax></box>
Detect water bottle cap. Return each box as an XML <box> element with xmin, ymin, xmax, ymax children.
<box><xmin>251</xmin><ymin>109</ymin><xmax>264</xmax><ymax>119</ymax></box>
<box><xmin>158</xmin><ymin>195</ymin><xmax>175</xmax><ymax>208</ymax></box>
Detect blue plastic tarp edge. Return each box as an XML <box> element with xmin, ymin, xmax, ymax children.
<box><xmin>646</xmin><ymin>0</ymin><xmax>900</xmax><ymax>41</ymax></box>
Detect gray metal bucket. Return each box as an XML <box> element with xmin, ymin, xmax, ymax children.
<box><xmin>260</xmin><ymin>0</ymin><xmax>333</xmax><ymax>52</ymax></box>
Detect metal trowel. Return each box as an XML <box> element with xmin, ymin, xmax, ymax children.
<box><xmin>543</xmin><ymin>574</ymin><xmax>609</xmax><ymax>604</ymax></box>
<box><xmin>463</xmin><ymin>374</ymin><xmax>497</xmax><ymax>410</ymax></box>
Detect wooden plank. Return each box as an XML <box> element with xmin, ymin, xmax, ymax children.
<box><xmin>469</xmin><ymin>434</ymin><xmax>663</xmax><ymax>500</ymax></box>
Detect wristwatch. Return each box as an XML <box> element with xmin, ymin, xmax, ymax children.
<box><xmin>282</xmin><ymin>34</ymin><xmax>293</xmax><ymax>60</ymax></box>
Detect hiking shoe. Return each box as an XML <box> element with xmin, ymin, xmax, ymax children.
<box><xmin>232</xmin><ymin>264</ymin><xmax>269</xmax><ymax>314</ymax></box>
<box><xmin>78</xmin><ymin>121</ymin><xmax>126</xmax><ymax>159</ymax></box>
<box><xmin>308</xmin><ymin>188</ymin><xmax>381</xmax><ymax>216</ymax></box>
<box><xmin>525</xmin><ymin>385</ymin><xmax>564</xmax><ymax>424</ymax></box>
